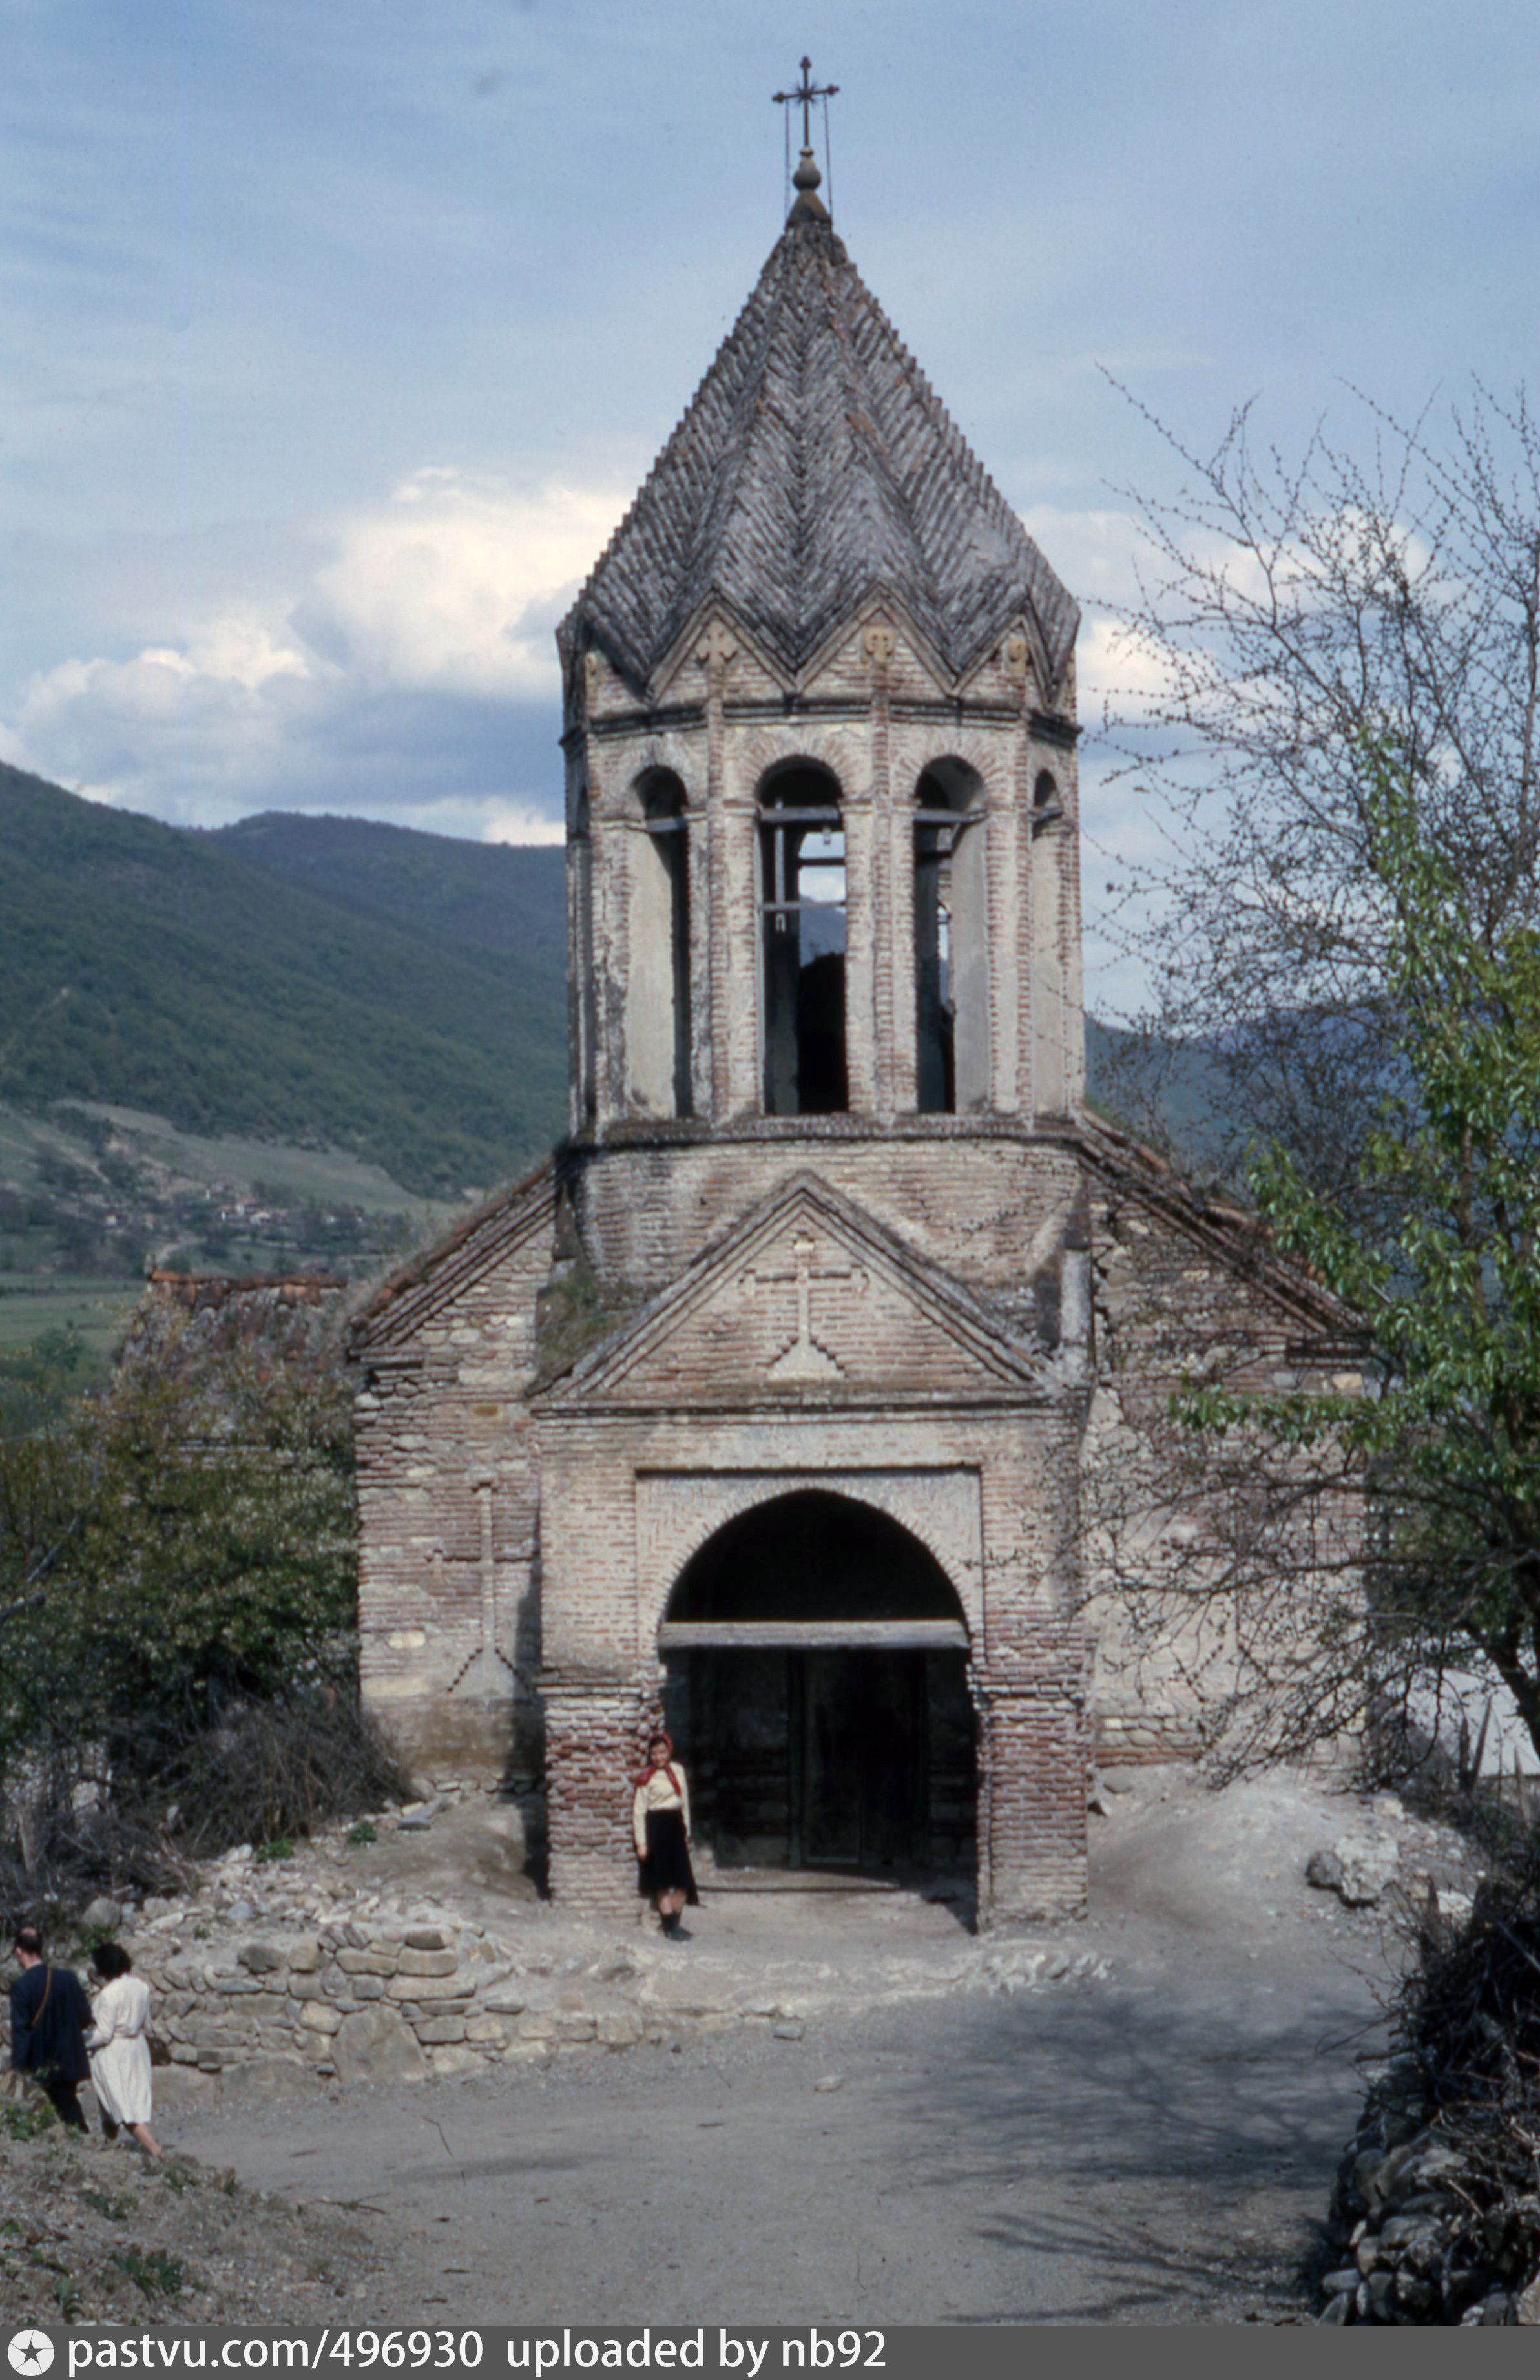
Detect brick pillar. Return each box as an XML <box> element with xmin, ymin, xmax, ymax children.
<box><xmin>889</xmin><ymin>778</ymin><xmax>918</xmax><ymax>1116</ymax></box>
<box><xmin>1011</xmin><ymin>660</ymin><xmax>1035</xmax><ymax>1117</ymax></box>
<box><xmin>699</xmin><ymin>622</ymin><xmax>735</xmax><ymax>1121</ymax></box>
<box><xmin>541</xmin><ymin>1666</ymin><xmax>649</xmax><ymax>1913</ymax></box>
<box><xmin>587</xmin><ymin>760</ymin><xmax>630</xmax><ymax>1132</ymax></box>
<box><xmin>864</xmin><ymin>622</ymin><xmax>893</xmax><ymax>1116</ymax></box>
<box><xmin>1057</xmin><ymin>682</ymin><xmax>1086</xmax><ymax>1114</ymax></box>
<box><xmin>972</xmin><ymin>1621</ymin><xmax>1090</xmax><ymax>1923</ymax></box>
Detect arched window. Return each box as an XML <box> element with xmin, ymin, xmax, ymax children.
<box><xmin>914</xmin><ymin>761</ymin><xmax>988</xmax><ymax>1114</ymax></box>
<box><xmin>627</xmin><ymin>769</ymin><xmax>692</xmax><ymax>1118</ymax></box>
<box><xmin>758</xmin><ymin>764</ymin><xmax>847</xmax><ymax>1116</ymax></box>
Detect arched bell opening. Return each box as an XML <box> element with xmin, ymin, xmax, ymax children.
<box><xmin>758</xmin><ymin>764</ymin><xmax>848</xmax><ymax>1116</ymax></box>
<box><xmin>627</xmin><ymin>767</ymin><xmax>692</xmax><ymax>1118</ymax></box>
<box><xmin>657</xmin><ymin>1490</ymin><xmax>976</xmax><ymax>1883</ymax></box>
<box><xmin>569</xmin><ymin>782</ymin><xmax>598</xmax><ymax>1129</ymax></box>
<box><xmin>914</xmin><ymin>760</ymin><xmax>989</xmax><ymax>1114</ymax></box>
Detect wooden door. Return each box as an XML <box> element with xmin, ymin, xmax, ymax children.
<box><xmin>793</xmin><ymin>1650</ymin><xmax>926</xmax><ymax>1869</ymax></box>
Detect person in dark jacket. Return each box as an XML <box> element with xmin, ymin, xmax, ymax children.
<box><xmin>10</xmin><ymin>1925</ymin><xmax>92</xmax><ymax>2132</ymax></box>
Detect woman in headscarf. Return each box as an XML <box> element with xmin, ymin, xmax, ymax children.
<box><xmin>632</xmin><ymin>1730</ymin><xmax>699</xmax><ymax>1942</ymax></box>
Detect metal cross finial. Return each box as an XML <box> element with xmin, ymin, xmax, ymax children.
<box><xmin>773</xmin><ymin>55</ymin><xmax>838</xmax><ymax>149</ymax></box>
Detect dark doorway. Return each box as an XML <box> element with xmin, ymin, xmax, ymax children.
<box><xmin>797</xmin><ymin>1648</ymin><xmax>922</xmax><ymax>1867</ymax></box>
<box><xmin>659</xmin><ymin>1492</ymin><xmax>976</xmax><ymax>1879</ymax></box>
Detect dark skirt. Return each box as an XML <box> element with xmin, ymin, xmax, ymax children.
<box><xmin>638</xmin><ymin>1808</ymin><xmax>699</xmax><ymax>1903</ymax></box>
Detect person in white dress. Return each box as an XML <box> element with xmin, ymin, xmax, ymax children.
<box><xmin>87</xmin><ymin>1944</ymin><xmax>162</xmax><ymax>2157</ymax></box>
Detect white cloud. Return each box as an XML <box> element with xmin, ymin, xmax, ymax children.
<box><xmin>1021</xmin><ymin>505</ymin><xmax>1152</xmax><ymax>613</ymax></box>
<box><xmin>303</xmin><ymin>469</ymin><xmax>628</xmax><ymax>697</ymax></box>
<box><xmin>14</xmin><ymin>632</ymin><xmax>320</xmax><ymax>817</ymax></box>
<box><xmin>377</xmin><ymin>794</ymin><xmax>568</xmax><ymax>846</ymax></box>
<box><xmin>180</xmin><ymin>615</ymin><xmax>312</xmax><ymax>690</ymax></box>
<box><xmin>477</xmin><ymin>799</ymin><xmax>567</xmax><ymax>847</ymax></box>
<box><xmin>3</xmin><ymin>467</ymin><xmax>630</xmax><ymax>831</ymax></box>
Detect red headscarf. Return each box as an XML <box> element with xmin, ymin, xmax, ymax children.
<box><xmin>633</xmin><ymin>1731</ymin><xmax>682</xmax><ymax>1791</ymax></box>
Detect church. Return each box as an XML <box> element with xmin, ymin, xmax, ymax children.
<box><xmin>349</xmin><ymin>127</ymin><xmax>1347</xmax><ymax>1923</ymax></box>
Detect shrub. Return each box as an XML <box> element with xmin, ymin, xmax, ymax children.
<box><xmin>0</xmin><ymin>1297</ymin><xmax>409</xmax><ymax>1928</ymax></box>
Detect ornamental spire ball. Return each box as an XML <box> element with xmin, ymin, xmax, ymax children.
<box><xmin>788</xmin><ymin>147</ymin><xmax>829</xmax><ymax>225</ymax></box>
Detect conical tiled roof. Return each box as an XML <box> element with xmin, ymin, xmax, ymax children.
<box><xmin>559</xmin><ymin>202</ymin><xmax>1077</xmax><ymax>700</ymax></box>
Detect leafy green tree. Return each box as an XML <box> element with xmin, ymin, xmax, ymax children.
<box><xmin>0</xmin><ymin>1327</ymin><xmax>92</xmax><ymax>1435</ymax></box>
<box><xmin>0</xmin><ymin>1299</ymin><xmax>361</xmax><ymax>1894</ymax></box>
<box><xmin>1178</xmin><ymin>745</ymin><xmax>1540</xmax><ymax>1765</ymax></box>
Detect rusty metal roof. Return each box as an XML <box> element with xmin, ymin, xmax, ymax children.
<box><xmin>559</xmin><ymin>209</ymin><xmax>1078</xmax><ymax>701</ymax></box>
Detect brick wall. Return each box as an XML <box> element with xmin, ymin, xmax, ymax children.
<box><xmin>353</xmin><ymin>1174</ymin><xmax>555</xmax><ymax>1780</ymax></box>
<box><xmin>352</xmin><ymin>1112</ymin><xmax>1360</xmax><ymax>1916</ymax></box>
<box><xmin>1079</xmin><ymin>1142</ymin><xmax>1364</xmax><ymax>1765</ymax></box>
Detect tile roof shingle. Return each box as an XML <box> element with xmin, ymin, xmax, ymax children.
<box><xmin>558</xmin><ymin>211</ymin><xmax>1078</xmax><ymax>700</ymax></box>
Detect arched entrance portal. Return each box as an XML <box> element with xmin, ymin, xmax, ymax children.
<box><xmin>657</xmin><ymin>1491</ymin><xmax>975</xmax><ymax>1877</ymax></box>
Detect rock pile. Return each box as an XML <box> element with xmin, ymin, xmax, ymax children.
<box><xmin>133</xmin><ymin>1916</ymin><xmax>667</xmax><ymax>2093</ymax></box>
<box><xmin>1318</xmin><ymin>2062</ymin><xmax>1540</xmax><ymax>2324</ymax></box>
<box><xmin>1304</xmin><ymin>1794</ymin><xmax>1483</xmax><ymax>1914</ymax></box>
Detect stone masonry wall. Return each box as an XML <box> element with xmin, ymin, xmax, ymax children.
<box><xmin>1079</xmin><ymin>1151</ymin><xmax>1362</xmax><ymax>1765</ymax></box>
<box><xmin>141</xmin><ymin>1916</ymin><xmax>653</xmax><ymax>2096</ymax></box>
<box><xmin>566</xmin><ymin>1128</ymin><xmax>1084</xmax><ymax>1296</ymax></box>
<box><xmin>353</xmin><ymin>1176</ymin><xmax>555</xmax><ymax>1780</ymax></box>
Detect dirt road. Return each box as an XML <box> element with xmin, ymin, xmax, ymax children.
<box><xmin>167</xmin><ymin>1775</ymin><xmax>1437</xmax><ymax>2325</ymax></box>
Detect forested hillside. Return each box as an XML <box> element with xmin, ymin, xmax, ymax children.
<box><xmin>212</xmin><ymin>811</ymin><xmax>568</xmax><ymax>985</ymax></box>
<box><xmin>0</xmin><ymin>765</ymin><xmax>568</xmax><ymax>1197</ymax></box>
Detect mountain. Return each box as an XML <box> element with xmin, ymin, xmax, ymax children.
<box><xmin>210</xmin><ymin>811</ymin><xmax>568</xmax><ymax>986</ymax></box>
<box><xmin>0</xmin><ymin>766</ymin><xmax>568</xmax><ymax>1198</ymax></box>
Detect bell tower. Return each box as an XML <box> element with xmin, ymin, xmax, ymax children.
<box><xmin>557</xmin><ymin>131</ymin><xmax>1083</xmax><ymax>1171</ymax></box>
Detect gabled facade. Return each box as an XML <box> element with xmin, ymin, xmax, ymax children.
<box><xmin>351</xmin><ymin>152</ymin><xmax>1354</xmax><ymax>1922</ymax></box>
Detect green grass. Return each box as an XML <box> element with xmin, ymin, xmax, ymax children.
<box><xmin>3</xmin><ymin>2099</ymin><xmax>59</xmax><ymax>2142</ymax></box>
<box><xmin>73</xmin><ymin>1104</ymin><xmax>463</xmax><ymax>1216</ymax></box>
<box><xmin>0</xmin><ymin>1275</ymin><xmax>140</xmax><ymax>1357</ymax></box>
<box><xmin>0</xmin><ymin>1087</ymin><xmax>470</xmax><ymax>1355</ymax></box>
<box><xmin>110</xmin><ymin>2246</ymin><xmax>187</xmax><ymax>2299</ymax></box>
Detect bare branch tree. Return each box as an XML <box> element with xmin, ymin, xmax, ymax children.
<box><xmin>1101</xmin><ymin>380</ymin><xmax>1540</xmax><ymax>1218</ymax></box>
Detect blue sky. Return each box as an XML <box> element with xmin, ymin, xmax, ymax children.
<box><xmin>5</xmin><ymin>0</ymin><xmax>1537</xmax><ymax>1010</ymax></box>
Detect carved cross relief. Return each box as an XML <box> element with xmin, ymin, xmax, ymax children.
<box><xmin>739</xmin><ymin>1232</ymin><xmax>869</xmax><ymax>1383</ymax></box>
<box><xmin>448</xmin><ymin>1476</ymin><xmax>514</xmax><ymax>1697</ymax></box>
<box><xmin>695</xmin><ymin>620</ymin><xmax>740</xmax><ymax>678</ymax></box>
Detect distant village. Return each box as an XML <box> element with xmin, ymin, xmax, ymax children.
<box><xmin>0</xmin><ymin>1122</ymin><xmax>411</xmax><ymax>1288</ymax></box>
